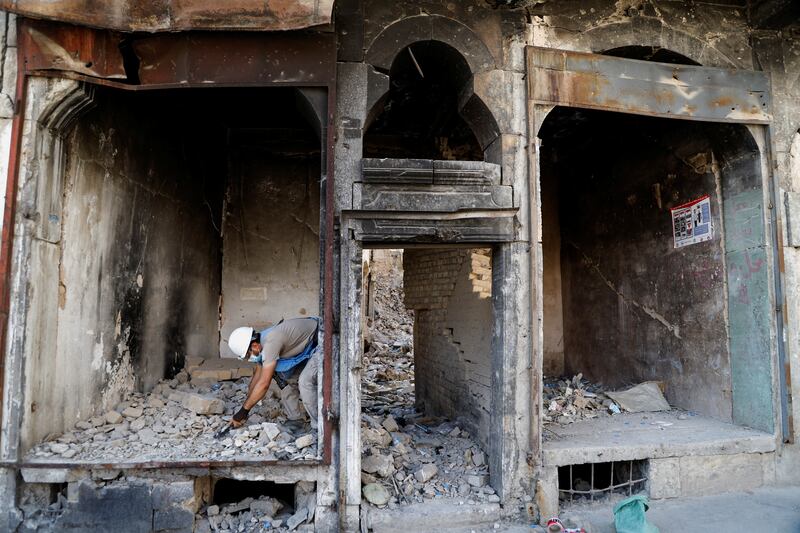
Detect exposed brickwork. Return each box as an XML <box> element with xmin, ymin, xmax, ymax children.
<box><xmin>403</xmin><ymin>248</ymin><xmax>492</xmax><ymax>448</ymax></box>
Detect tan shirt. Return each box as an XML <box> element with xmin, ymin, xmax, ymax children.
<box><xmin>260</xmin><ymin>318</ymin><xmax>317</xmax><ymax>365</ymax></box>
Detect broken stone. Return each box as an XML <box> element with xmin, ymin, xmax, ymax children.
<box><xmin>130</xmin><ymin>418</ymin><xmax>147</xmax><ymax>432</ymax></box>
<box><xmin>147</xmin><ymin>396</ymin><xmax>165</xmax><ymax>408</ymax></box>
<box><xmin>363</xmin><ymin>427</ymin><xmax>393</xmax><ymax>447</ymax></box>
<box><xmin>250</xmin><ymin>498</ymin><xmax>282</xmax><ymax>516</ymax></box>
<box><xmin>286</xmin><ymin>507</ymin><xmax>308</xmax><ymax>530</ymax></box>
<box><xmin>362</xmin><ymin>483</ymin><xmax>390</xmax><ymax>506</ymax></box>
<box><xmin>138</xmin><ymin>428</ymin><xmax>158</xmax><ymax>446</ymax></box>
<box><xmin>180</xmin><ymin>393</ymin><xmax>224</xmax><ymax>415</ymax></box>
<box><xmin>122</xmin><ymin>406</ymin><xmax>143</xmax><ymax>419</ymax></box>
<box><xmin>382</xmin><ymin>416</ymin><xmax>399</xmax><ymax>433</ymax></box>
<box><xmin>466</xmin><ymin>475</ymin><xmax>488</xmax><ymax>488</ymax></box>
<box><xmin>49</xmin><ymin>443</ymin><xmax>70</xmax><ymax>455</ymax></box>
<box><xmin>472</xmin><ymin>450</ymin><xmax>486</xmax><ymax>467</ymax></box>
<box><xmin>414</xmin><ymin>464</ymin><xmax>438</xmax><ymax>483</ymax></box>
<box><xmin>104</xmin><ymin>411</ymin><xmax>123</xmax><ymax>425</ymax></box>
<box><xmin>362</xmin><ymin>454</ymin><xmax>395</xmax><ymax>478</ymax></box>
<box><xmin>295</xmin><ymin>434</ymin><xmax>314</xmax><ymax>449</ymax></box>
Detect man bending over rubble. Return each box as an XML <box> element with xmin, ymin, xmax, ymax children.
<box><xmin>227</xmin><ymin>317</ymin><xmax>320</xmax><ymax>429</ymax></box>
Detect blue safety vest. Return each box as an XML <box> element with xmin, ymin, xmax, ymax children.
<box><xmin>250</xmin><ymin>317</ymin><xmax>320</xmax><ymax>378</ymax></box>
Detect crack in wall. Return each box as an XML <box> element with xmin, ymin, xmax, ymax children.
<box><xmin>568</xmin><ymin>241</ymin><xmax>682</xmax><ymax>340</ymax></box>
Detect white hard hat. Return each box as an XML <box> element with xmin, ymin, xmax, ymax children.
<box><xmin>228</xmin><ymin>326</ymin><xmax>254</xmax><ymax>358</ymax></box>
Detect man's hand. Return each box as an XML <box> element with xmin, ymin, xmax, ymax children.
<box><xmin>231</xmin><ymin>406</ymin><xmax>249</xmax><ymax>428</ymax></box>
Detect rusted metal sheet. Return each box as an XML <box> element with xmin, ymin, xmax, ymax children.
<box><xmin>19</xmin><ymin>19</ymin><xmax>336</xmax><ymax>88</ymax></box>
<box><xmin>133</xmin><ymin>32</ymin><xmax>335</xmax><ymax>87</ymax></box>
<box><xmin>20</xmin><ymin>20</ymin><xmax>127</xmax><ymax>79</ymax></box>
<box><xmin>527</xmin><ymin>47</ymin><xmax>771</xmax><ymax>124</ymax></box>
<box><xmin>1</xmin><ymin>0</ymin><xmax>334</xmax><ymax>32</ymax></box>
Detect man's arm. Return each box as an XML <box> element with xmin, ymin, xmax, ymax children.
<box><xmin>248</xmin><ymin>365</ymin><xmax>263</xmax><ymax>396</ymax></box>
<box><xmin>232</xmin><ymin>360</ymin><xmax>277</xmax><ymax>428</ymax></box>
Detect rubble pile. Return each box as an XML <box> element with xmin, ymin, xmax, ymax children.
<box><xmin>360</xmin><ymin>251</ymin><xmax>494</xmax><ymax>509</ymax></box>
<box><xmin>360</xmin><ymin>415</ymin><xmax>495</xmax><ymax>508</ymax></box>
<box><xmin>362</xmin><ymin>251</ymin><xmax>416</xmax><ymax>418</ymax></box>
<box><xmin>542</xmin><ymin>374</ymin><xmax>621</xmax><ymax>427</ymax></box>
<box><xmin>195</xmin><ymin>481</ymin><xmax>316</xmax><ymax>533</ymax></box>
<box><xmin>26</xmin><ymin>361</ymin><xmax>317</xmax><ymax>463</ymax></box>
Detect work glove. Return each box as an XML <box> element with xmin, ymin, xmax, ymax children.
<box><xmin>232</xmin><ymin>406</ymin><xmax>250</xmax><ymax>425</ymax></box>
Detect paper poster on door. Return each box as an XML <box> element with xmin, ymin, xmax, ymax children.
<box><xmin>671</xmin><ymin>195</ymin><xmax>713</xmax><ymax>248</ymax></box>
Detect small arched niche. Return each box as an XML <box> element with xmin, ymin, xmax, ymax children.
<box><xmin>364</xmin><ymin>40</ymin><xmax>485</xmax><ymax>161</ymax></box>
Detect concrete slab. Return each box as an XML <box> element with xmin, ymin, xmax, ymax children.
<box><xmin>363</xmin><ymin>500</ymin><xmax>502</xmax><ymax>533</ymax></box>
<box><xmin>543</xmin><ymin>411</ymin><xmax>775</xmax><ymax>466</ymax></box>
<box><xmin>559</xmin><ymin>486</ymin><xmax>800</xmax><ymax>533</ymax></box>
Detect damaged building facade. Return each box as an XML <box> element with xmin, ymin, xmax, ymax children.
<box><xmin>0</xmin><ymin>0</ymin><xmax>797</xmax><ymax>530</ymax></box>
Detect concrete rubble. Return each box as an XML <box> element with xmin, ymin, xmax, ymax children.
<box><xmin>543</xmin><ymin>375</ymin><xmax>681</xmax><ymax>433</ymax></box>
<box><xmin>542</xmin><ymin>374</ymin><xmax>622</xmax><ymax>428</ymax></box>
<box><xmin>25</xmin><ymin>359</ymin><xmax>317</xmax><ymax>463</ymax></box>
<box><xmin>360</xmin><ymin>252</ymin><xmax>494</xmax><ymax>509</ymax></box>
<box><xmin>194</xmin><ymin>481</ymin><xmax>316</xmax><ymax>533</ymax></box>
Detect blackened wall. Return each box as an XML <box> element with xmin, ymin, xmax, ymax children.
<box><xmin>23</xmin><ymin>88</ymin><xmax>226</xmax><ymax>449</ymax></box>
<box><xmin>544</xmin><ymin>110</ymin><xmax>734</xmax><ymax>421</ymax></box>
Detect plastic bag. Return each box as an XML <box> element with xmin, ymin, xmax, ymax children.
<box><xmin>613</xmin><ymin>495</ymin><xmax>659</xmax><ymax>533</ymax></box>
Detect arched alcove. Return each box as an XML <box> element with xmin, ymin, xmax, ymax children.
<box><xmin>364</xmin><ymin>41</ymin><xmax>486</xmax><ymax>161</ymax></box>
<box><xmin>578</xmin><ymin>18</ymin><xmax>740</xmax><ymax>68</ymax></box>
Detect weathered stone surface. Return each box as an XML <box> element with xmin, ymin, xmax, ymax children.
<box><xmin>649</xmin><ymin>457</ymin><xmax>681</xmax><ymax>499</ymax></box>
<box><xmin>363</xmin><ymin>483</ymin><xmax>391</xmax><ymax>506</ymax></box>
<box><xmin>679</xmin><ymin>453</ymin><xmax>766</xmax><ymax>496</ymax></box>
<box><xmin>53</xmin><ymin>482</ymin><xmax>153</xmax><ymax>533</ymax></box>
<box><xmin>138</xmin><ymin>428</ymin><xmax>158</xmax><ymax>446</ymax></box>
<box><xmin>354</xmin><ymin>183</ymin><xmax>513</xmax><ymax>212</ymax></box>
<box><xmin>153</xmin><ymin>505</ymin><xmax>194</xmax><ymax>532</ymax></box>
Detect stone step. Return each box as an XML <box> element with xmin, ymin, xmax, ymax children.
<box><xmin>363</xmin><ymin>501</ymin><xmax>502</xmax><ymax>533</ymax></box>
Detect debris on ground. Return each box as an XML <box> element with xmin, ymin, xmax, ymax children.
<box><xmin>543</xmin><ymin>375</ymin><xmax>677</xmax><ymax>433</ymax></box>
<box><xmin>360</xmin><ymin>251</ymin><xmax>494</xmax><ymax>508</ymax></box>
<box><xmin>542</xmin><ymin>374</ymin><xmax>622</xmax><ymax>427</ymax></box>
<box><xmin>360</xmin><ymin>414</ymin><xmax>495</xmax><ymax>508</ymax></box>
<box><xmin>26</xmin><ymin>360</ymin><xmax>317</xmax><ymax>462</ymax></box>
<box><xmin>195</xmin><ymin>481</ymin><xmax>317</xmax><ymax>533</ymax></box>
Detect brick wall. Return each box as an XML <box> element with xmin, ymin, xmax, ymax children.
<box><xmin>403</xmin><ymin>248</ymin><xmax>492</xmax><ymax>448</ymax></box>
